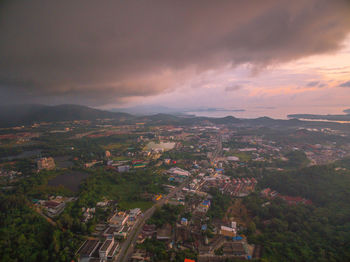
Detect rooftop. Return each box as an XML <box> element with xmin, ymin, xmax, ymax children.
<box><xmin>77</xmin><ymin>239</ymin><xmax>99</xmax><ymax>257</ymax></box>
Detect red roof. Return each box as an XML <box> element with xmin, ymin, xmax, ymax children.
<box><xmin>280</xmin><ymin>195</ymin><xmax>312</xmax><ymax>205</ymax></box>
<box><xmin>184</xmin><ymin>259</ymin><xmax>195</xmax><ymax>262</ymax></box>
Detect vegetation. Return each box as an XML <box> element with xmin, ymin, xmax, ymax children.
<box><xmin>0</xmin><ymin>194</ymin><xmax>80</xmax><ymax>262</ymax></box>
<box><xmin>207</xmin><ymin>188</ymin><xmax>231</xmax><ymax>219</ymax></box>
<box><xmin>147</xmin><ymin>204</ymin><xmax>183</xmax><ymax>228</ymax></box>
<box><xmin>244</xmin><ymin>165</ymin><xmax>350</xmax><ymax>262</ymax></box>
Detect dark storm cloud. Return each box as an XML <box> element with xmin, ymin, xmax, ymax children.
<box><xmin>0</xmin><ymin>0</ymin><xmax>350</xmax><ymax>105</ymax></box>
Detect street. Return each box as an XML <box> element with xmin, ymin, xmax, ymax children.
<box><xmin>115</xmin><ymin>178</ymin><xmax>191</xmax><ymax>262</ymax></box>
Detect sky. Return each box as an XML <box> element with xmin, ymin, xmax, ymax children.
<box><xmin>1</xmin><ymin>0</ymin><xmax>350</xmax><ymax>117</ymax></box>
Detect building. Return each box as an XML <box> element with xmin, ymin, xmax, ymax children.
<box><xmin>220</xmin><ymin>224</ymin><xmax>236</xmax><ymax>238</ymax></box>
<box><xmin>141</xmin><ymin>224</ymin><xmax>157</xmax><ymax>238</ymax></box>
<box><xmin>167</xmin><ymin>167</ymin><xmax>190</xmax><ymax>177</ymax></box>
<box><xmin>227</xmin><ymin>156</ymin><xmax>240</xmax><ymax>161</ymax></box>
<box><xmin>117</xmin><ymin>165</ymin><xmax>130</xmax><ymax>173</ymax></box>
<box><xmin>115</xmin><ymin>225</ymin><xmax>130</xmax><ymax>239</ymax></box>
<box><xmin>43</xmin><ymin>201</ymin><xmax>65</xmax><ymax>217</ymax></box>
<box><xmin>76</xmin><ymin>239</ymin><xmax>100</xmax><ymax>261</ymax></box>
<box><xmin>222</xmin><ymin>242</ymin><xmax>247</xmax><ymax>257</ymax></box>
<box><xmin>128</xmin><ymin>208</ymin><xmax>141</xmax><ymax>223</ymax></box>
<box><xmin>99</xmin><ymin>237</ymin><xmax>119</xmax><ymax>260</ymax></box>
<box><xmin>130</xmin><ymin>249</ymin><xmax>149</xmax><ymax>262</ymax></box>
<box><xmin>84</xmin><ymin>160</ymin><xmax>102</xmax><ymax>168</ymax></box>
<box><xmin>109</xmin><ymin>212</ymin><xmax>129</xmax><ymax>227</ymax></box>
<box><xmin>181</xmin><ymin>217</ymin><xmax>188</xmax><ymax>226</ymax></box>
<box><xmin>37</xmin><ymin>157</ymin><xmax>55</xmax><ymax>171</ymax></box>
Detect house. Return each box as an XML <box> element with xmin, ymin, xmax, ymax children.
<box><xmin>37</xmin><ymin>157</ymin><xmax>55</xmax><ymax>171</ymax></box>
<box><xmin>164</xmin><ymin>159</ymin><xmax>171</xmax><ymax>165</ymax></box>
<box><xmin>82</xmin><ymin>207</ymin><xmax>95</xmax><ymax>223</ymax></box>
<box><xmin>105</xmin><ymin>150</ymin><xmax>111</xmax><ymax>158</ymax></box>
<box><xmin>220</xmin><ymin>223</ymin><xmax>236</xmax><ymax>238</ymax></box>
<box><xmin>181</xmin><ymin>217</ymin><xmax>188</xmax><ymax>226</ymax></box>
<box><xmin>227</xmin><ymin>156</ymin><xmax>240</xmax><ymax>161</ymax></box>
<box><xmin>141</xmin><ymin>224</ymin><xmax>156</xmax><ymax>238</ymax></box>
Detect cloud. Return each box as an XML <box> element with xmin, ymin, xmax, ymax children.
<box><xmin>0</xmin><ymin>0</ymin><xmax>350</xmax><ymax>105</ymax></box>
<box><xmin>306</xmin><ymin>81</ymin><xmax>328</xmax><ymax>88</ymax></box>
<box><xmin>306</xmin><ymin>81</ymin><xmax>320</xmax><ymax>87</ymax></box>
<box><xmin>225</xmin><ymin>85</ymin><xmax>243</xmax><ymax>92</ymax></box>
<box><xmin>339</xmin><ymin>80</ymin><xmax>350</xmax><ymax>87</ymax></box>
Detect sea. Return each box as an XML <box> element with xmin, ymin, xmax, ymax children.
<box><xmin>187</xmin><ymin>105</ymin><xmax>349</xmax><ymax>120</ymax></box>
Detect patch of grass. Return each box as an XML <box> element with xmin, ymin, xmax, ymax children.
<box><xmin>232</xmin><ymin>152</ymin><xmax>251</xmax><ymax>162</ymax></box>
<box><xmin>102</xmin><ymin>143</ymin><xmax>126</xmax><ymax>150</ymax></box>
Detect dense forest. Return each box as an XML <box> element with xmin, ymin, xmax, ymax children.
<box><xmin>244</xmin><ymin>164</ymin><xmax>350</xmax><ymax>262</ymax></box>
<box><xmin>0</xmin><ymin>194</ymin><xmax>79</xmax><ymax>262</ymax></box>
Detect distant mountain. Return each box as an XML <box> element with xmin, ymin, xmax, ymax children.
<box><xmin>132</xmin><ymin>113</ymin><xmax>243</xmax><ymax>126</ymax></box>
<box><xmin>288</xmin><ymin>113</ymin><xmax>350</xmax><ymax>121</ymax></box>
<box><xmin>0</xmin><ymin>104</ymin><xmax>132</xmax><ymax>127</ymax></box>
<box><xmin>344</xmin><ymin>109</ymin><xmax>350</xmax><ymax>114</ymax></box>
<box><xmin>1</xmin><ymin>104</ymin><xmax>348</xmax><ymax>129</ymax></box>
<box><xmin>194</xmin><ymin>115</ymin><xmax>242</xmax><ymax>125</ymax></box>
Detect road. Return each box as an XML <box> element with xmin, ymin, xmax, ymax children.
<box><xmin>115</xmin><ymin>178</ymin><xmax>191</xmax><ymax>262</ymax></box>
<box><xmin>32</xmin><ymin>205</ymin><xmax>57</xmax><ymax>227</ymax></box>
<box><xmin>211</xmin><ymin>134</ymin><xmax>222</xmax><ymax>162</ymax></box>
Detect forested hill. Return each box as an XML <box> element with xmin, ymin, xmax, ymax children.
<box><xmin>288</xmin><ymin>113</ymin><xmax>350</xmax><ymax>121</ymax></box>
<box><xmin>2</xmin><ymin>104</ymin><xmax>350</xmax><ymax>130</ymax></box>
<box><xmin>244</xmin><ymin>164</ymin><xmax>350</xmax><ymax>261</ymax></box>
<box><xmin>0</xmin><ymin>104</ymin><xmax>131</xmax><ymax>127</ymax></box>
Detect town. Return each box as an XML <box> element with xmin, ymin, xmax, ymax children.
<box><xmin>1</xmin><ymin>114</ymin><xmax>350</xmax><ymax>262</ymax></box>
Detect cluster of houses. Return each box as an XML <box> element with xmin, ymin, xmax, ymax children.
<box><xmin>0</xmin><ymin>169</ymin><xmax>22</xmax><ymax>182</ymax></box>
<box><xmin>261</xmin><ymin>188</ymin><xmax>312</xmax><ymax>205</ymax></box>
<box><xmin>189</xmin><ymin>171</ymin><xmax>258</xmax><ymax>197</ymax></box>
<box><xmin>127</xmin><ymin>162</ymin><xmax>255</xmax><ymax>261</ymax></box>
<box><xmin>77</xmin><ymin>208</ymin><xmax>142</xmax><ymax>261</ymax></box>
